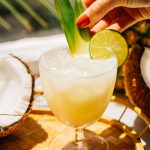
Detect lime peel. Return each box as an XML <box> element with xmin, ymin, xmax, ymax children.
<box><xmin>89</xmin><ymin>29</ymin><xmax>129</xmax><ymax>67</ymax></box>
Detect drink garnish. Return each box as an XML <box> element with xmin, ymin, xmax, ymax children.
<box><xmin>54</xmin><ymin>0</ymin><xmax>91</xmax><ymax>55</ymax></box>
<box><xmin>89</xmin><ymin>29</ymin><xmax>129</xmax><ymax>67</ymax></box>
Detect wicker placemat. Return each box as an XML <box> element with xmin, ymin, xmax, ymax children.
<box><xmin>0</xmin><ymin>109</ymin><xmax>143</xmax><ymax>150</ymax></box>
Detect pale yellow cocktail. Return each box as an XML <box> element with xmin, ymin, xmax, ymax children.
<box><xmin>39</xmin><ymin>47</ymin><xmax>117</xmax><ymax>128</ymax></box>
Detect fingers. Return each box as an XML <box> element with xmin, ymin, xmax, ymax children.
<box><xmin>107</xmin><ymin>12</ymin><xmax>137</xmax><ymax>32</ymax></box>
<box><xmin>82</xmin><ymin>0</ymin><xmax>95</xmax><ymax>8</ymax></box>
<box><xmin>90</xmin><ymin>11</ymin><xmax>137</xmax><ymax>33</ymax></box>
<box><xmin>90</xmin><ymin>18</ymin><xmax>110</xmax><ymax>35</ymax></box>
<box><xmin>138</xmin><ymin>7</ymin><xmax>150</xmax><ymax>19</ymax></box>
<box><xmin>77</xmin><ymin>0</ymin><xmax>116</xmax><ymax>28</ymax></box>
<box><xmin>90</xmin><ymin>7</ymin><xmax>123</xmax><ymax>33</ymax></box>
<box><xmin>90</xmin><ymin>7</ymin><xmax>140</xmax><ymax>33</ymax></box>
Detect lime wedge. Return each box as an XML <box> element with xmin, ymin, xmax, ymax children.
<box><xmin>89</xmin><ymin>29</ymin><xmax>128</xmax><ymax>67</ymax></box>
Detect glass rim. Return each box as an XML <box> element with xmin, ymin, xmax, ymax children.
<box><xmin>39</xmin><ymin>46</ymin><xmax>118</xmax><ymax>79</ymax></box>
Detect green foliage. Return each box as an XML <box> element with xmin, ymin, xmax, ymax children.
<box><xmin>54</xmin><ymin>0</ymin><xmax>75</xmax><ymax>53</ymax></box>
<box><xmin>54</xmin><ymin>0</ymin><xmax>91</xmax><ymax>54</ymax></box>
<box><xmin>0</xmin><ymin>0</ymin><xmax>57</xmax><ymax>32</ymax></box>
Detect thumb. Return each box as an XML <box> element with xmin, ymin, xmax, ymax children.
<box><xmin>77</xmin><ymin>0</ymin><xmax>117</xmax><ymax>28</ymax></box>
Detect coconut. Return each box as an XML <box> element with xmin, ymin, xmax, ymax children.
<box><xmin>140</xmin><ymin>47</ymin><xmax>150</xmax><ymax>89</ymax></box>
<box><xmin>0</xmin><ymin>54</ymin><xmax>34</xmax><ymax>137</ymax></box>
<box><xmin>123</xmin><ymin>45</ymin><xmax>150</xmax><ymax>118</ymax></box>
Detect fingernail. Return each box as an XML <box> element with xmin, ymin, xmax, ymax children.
<box><xmin>77</xmin><ymin>14</ymin><xmax>90</xmax><ymax>28</ymax></box>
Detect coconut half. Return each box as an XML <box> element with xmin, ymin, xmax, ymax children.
<box><xmin>140</xmin><ymin>47</ymin><xmax>150</xmax><ymax>89</ymax></box>
<box><xmin>0</xmin><ymin>54</ymin><xmax>34</xmax><ymax>129</ymax></box>
<box><xmin>123</xmin><ymin>45</ymin><xmax>150</xmax><ymax>118</ymax></box>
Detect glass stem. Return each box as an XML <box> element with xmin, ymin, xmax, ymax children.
<box><xmin>75</xmin><ymin>128</ymin><xmax>83</xmax><ymax>144</ymax></box>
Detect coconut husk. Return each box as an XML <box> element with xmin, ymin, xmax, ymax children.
<box><xmin>123</xmin><ymin>44</ymin><xmax>150</xmax><ymax>118</ymax></box>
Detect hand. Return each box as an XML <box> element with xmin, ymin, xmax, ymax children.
<box><xmin>76</xmin><ymin>0</ymin><xmax>150</xmax><ymax>33</ymax></box>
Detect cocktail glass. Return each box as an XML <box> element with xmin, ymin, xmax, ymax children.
<box><xmin>39</xmin><ymin>46</ymin><xmax>118</xmax><ymax>150</ymax></box>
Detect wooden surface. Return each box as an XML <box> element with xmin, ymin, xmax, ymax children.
<box><xmin>0</xmin><ymin>110</ymin><xmax>143</xmax><ymax>150</ymax></box>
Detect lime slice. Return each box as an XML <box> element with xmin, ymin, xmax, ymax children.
<box><xmin>89</xmin><ymin>29</ymin><xmax>128</xmax><ymax>67</ymax></box>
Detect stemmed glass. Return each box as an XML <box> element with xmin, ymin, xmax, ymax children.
<box><xmin>39</xmin><ymin>46</ymin><xmax>117</xmax><ymax>150</ymax></box>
